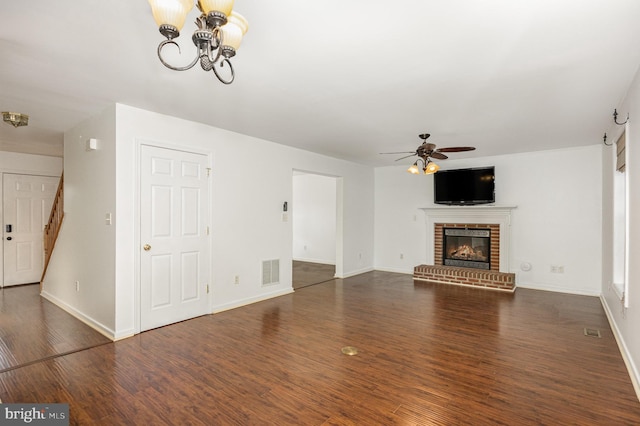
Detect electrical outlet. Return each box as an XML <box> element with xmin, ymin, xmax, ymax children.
<box><xmin>550</xmin><ymin>265</ymin><xmax>565</xmax><ymax>274</ymax></box>
<box><xmin>234</xmin><ymin>275</ymin><xmax>239</xmax><ymax>285</ymax></box>
<box><xmin>75</xmin><ymin>280</ymin><xmax>80</xmax><ymax>292</ymax></box>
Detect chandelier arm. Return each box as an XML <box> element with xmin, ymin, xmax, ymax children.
<box><xmin>212</xmin><ymin>58</ymin><xmax>235</xmax><ymax>84</ymax></box>
<box><xmin>206</xmin><ymin>27</ymin><xmax>223</xmax><ymax>65</ymax></box>
<box><xmin>157</xmin><ymin>39</ymin><xmax>200</xmax><ymax>71</ymax></box>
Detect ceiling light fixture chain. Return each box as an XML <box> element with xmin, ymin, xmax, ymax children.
<box><xmin>148</xmin><ymin>0</ymin><xmax>248</xmax><ymax>85</ymax></box>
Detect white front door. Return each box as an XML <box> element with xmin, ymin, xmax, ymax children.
<box><xmin>140</xmin><ymin>145</ymin><xmax>210</xmax><ymax>331</ymax></box>
<box><xmin>2</xmin><ymin>174</ymin><xmax>60</xmax><ymax>287</ymax></box>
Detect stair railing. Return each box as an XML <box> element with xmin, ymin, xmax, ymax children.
<box><xmin>42</xmin><ymin>172</ymin><xmax>64</xmax><ymax>285</ymax></box>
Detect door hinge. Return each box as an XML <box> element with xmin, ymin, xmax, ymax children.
<box><xmin>206</xmin><ymin>168</ymin><xmax>211</xmax><ymax>177</ymax></box>
<box><xmin>206</xmin><ymin>226</ymin><xmax>210</xmax><ymax>235</ymax></box>
<box><xmin>206</xmin><ymin>284</ymin><xmax>210</xmax><ymax>294</ymax></box>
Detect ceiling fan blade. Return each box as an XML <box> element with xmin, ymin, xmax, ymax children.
<box><xmin>394</xmin><ymin>154</ymin><xmax>417</xmax><ymax>161</ymax></box>
<box><xmin>430</xmin><ymin>152</ymin><xmax>448</xmax><ymax>160</ymax></box>
<box><xmin>424</xmin><ymin>143</ymin><xmax>436</xmax><ymax>151</ymax></box>
<box><xmin>379</xmin><ymin>151</ymin><xmax>415</xmax><ymax>155</ymax></box>
<box><xmin>437</xmin><ymin>146</ymin><xmax>476</xmax><ymax>153</ymax></box>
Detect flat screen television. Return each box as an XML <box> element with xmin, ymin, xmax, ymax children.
<box><xmin>433</xmin><ymin>166</ymin><xmax>495</xmax><ymax>205</ymax></box>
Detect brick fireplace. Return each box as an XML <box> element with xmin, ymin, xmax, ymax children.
<box><xmin>414</xmin><ymin>206</ymin><xmax>516</xmax><ymax>292</ymax></box>
<box><xmin>436</xmin><ymin>223</ymin><xmax>499</xmax><ymax>271</ymax></box>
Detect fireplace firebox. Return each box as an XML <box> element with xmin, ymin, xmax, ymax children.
<box><xmin>443</xmin><ymin>228</ymin><xmax>491</xmax><ymax>270</ymax></box>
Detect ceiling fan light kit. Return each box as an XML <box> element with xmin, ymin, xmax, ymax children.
<box><xmin>380</xmin><ymin>133</ymin><xmax>475</xmax><ymax>175</ymax></box>
<box><xmin>408</xmin><ymin>158</ymin><xmax>440</xmax><ymax>175</ymax></box>
<box><xmin>147</xmin><ymin>0</ymin><xmax>248</xmax><ymax>84</ymax></box>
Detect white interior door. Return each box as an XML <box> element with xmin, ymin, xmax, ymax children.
<box><xmin>2</xmin><ymin>174</ymin><xmax>59</xmax><ymax>286</ymax></box>
<box><xmin>140</xmin><ymin>145</ymin><xmax>210</xmax><ymax>331</ymax></box>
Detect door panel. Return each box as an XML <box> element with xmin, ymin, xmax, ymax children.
<box><xmin>3</xmin><ymin>174</ymin><xmax>59</xmax><ymax>286</ymax></box>
<box><xmin>140</xmin><ymin>145</ymin><xmax>210</xmax><ymax>331</ymax></box>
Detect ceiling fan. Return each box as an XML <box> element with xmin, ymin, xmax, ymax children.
<box><xmin>380</xmin><ymin>133</ymin><xmax>476</xmax><ymax>174</ymax></box>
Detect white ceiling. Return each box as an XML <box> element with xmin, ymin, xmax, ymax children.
<box><xmin>1</xmin><ymin>1</ymin><xmax>640</xmax><ymax>165</ymax></box>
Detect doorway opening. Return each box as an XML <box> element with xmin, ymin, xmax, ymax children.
<box><xmin>292</xmin><ymin>171</ymin><xmax>341</xmax><ymax>289</ymax></box>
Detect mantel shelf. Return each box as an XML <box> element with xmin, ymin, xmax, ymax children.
<box><xmin>420</xmin><ymin>205</ymin><xmax>517</xmax><ymax>212</ymax></box>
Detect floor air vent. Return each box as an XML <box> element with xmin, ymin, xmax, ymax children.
<box><xmin>583</xmin><ymin>328</ymin><xmax>601</xmax><ymax>338</ymax></box>
<box><xmin>262</xmin><ymin>259</ymin><xmax>280</xmax><ymax>286</ymax></box>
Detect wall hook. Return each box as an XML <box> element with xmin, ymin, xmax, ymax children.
<box><xmin>614</xmin><ymin>109</ymin><xmax>629</xmax><ymax>125</ymax></box>
<box><xmin>603</xmin><ymin>132</ymin><xmax>612</xmax><ymax>146</ymax></box>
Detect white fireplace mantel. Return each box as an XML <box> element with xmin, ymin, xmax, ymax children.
<box><xmin>420</xmin><ymin>205</ymin><xmax>517</xmax><ymax>273</ymax></box>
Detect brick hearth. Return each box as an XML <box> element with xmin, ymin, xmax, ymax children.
<box><xmin>413</xmin><ymin>264</ymin><xmax>515</xmax><ymax>292</ymax></box>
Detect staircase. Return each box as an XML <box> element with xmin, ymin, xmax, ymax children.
<box><xmin>42</xmin><ymin>172</ymin><xmax>64</xmax><ymax>285</ymax></box>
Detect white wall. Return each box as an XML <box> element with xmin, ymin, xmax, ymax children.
<box><xmin>41</xmin><ymin>106</ymin><xmax>117</xmax><ymax>337</ymax></box>
<box><xmin>0</xmin><ymin>152</ymin><xmax>63</xmax><ymax>287</ymax></box>
<box><xmin>375</xmin><ymin>145</ymin><xmax>603</xmax><ymax>296</ymax></box>
<box><xmin>115</xmin><ymin>104</ymin><xmax>374</xmax><ymax>335</ymax></box>
<box><xmin>374</xmin><ymin>167</ymin><xmax>430</xmax><ymax>273</ymax></box>
<box><xmin>601</xmin><ymin>64</ymin><xmax>640</xmax><ymax>397</ymax></box>
<box><xmin>292</xmin><ymin>173</ymin><xmax>337</xmax><ymax>264</ymax></box>
<box><xmin>40</xmin><ymin>103</ymin><xmax>375</xmax><ymax>339</ymax></box>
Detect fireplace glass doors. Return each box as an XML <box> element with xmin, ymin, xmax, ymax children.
<box><xmin>443</xmin><ymin>228</ymin><xmax>491</xmax><ymax>270</ymax></box>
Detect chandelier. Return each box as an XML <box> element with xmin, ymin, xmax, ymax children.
<box><xmin>147</xmin><ymin>0</ymin><xmax>248</xmax><ymax>84</ymax></box>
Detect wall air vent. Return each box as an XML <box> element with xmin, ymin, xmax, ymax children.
<box><xmin>262</xmin><ymin>259</ymin><xmax>280</xmax><ymax>286</ymax></box>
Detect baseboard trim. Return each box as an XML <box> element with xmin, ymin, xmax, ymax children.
<box><xmin>374</xmin><ymin>266</ymin><xmax>414</xmax><ymax>275</ymax></box>
<box><xmin>40</xmin><ymin>290</ymin><xmax>116</xmax><ymax>341</ymax></box>
<box><xmin>212</xmin><ymin>287</ymin><xmax>294</xmax><ymax>314</ymax></box>
<box><xmin>337</xmin><ymin>267</ymin><xmax>374</xmax><ymax>279</ymax></box>
<box><xmin>516</xmin><ymin>282</ymin><xmax>600</xmax><ymax>297</ymax></box>
<box><xmin>600</xmin><ymin>294</ymin><xmax>640</xmax><ymax>402</ymax></box>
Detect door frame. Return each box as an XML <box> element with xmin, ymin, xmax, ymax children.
<box><xmin>291</xmin><ymin>169</ymin><xmax>344</xmax><ymax>279</ymax></box>
<box><xmin>133</xmin><ymin>139</ymin><xmax>213</xmax><ymax>334</ymax></box>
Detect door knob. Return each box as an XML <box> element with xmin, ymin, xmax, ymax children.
<box><xmin>143</xmin><ymin>244</ymin><xmax>151</xmax><ymax>251</ymax></box>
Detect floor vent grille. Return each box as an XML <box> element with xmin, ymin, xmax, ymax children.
<box><xmin>584</xmin><ymin>328</ymin><xmax>601</xmax><ymax>338</ymax></box>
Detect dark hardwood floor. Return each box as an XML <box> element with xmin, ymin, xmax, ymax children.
<box><xmin>292</xmin><ymin>260</ymin><xmax>335</xmax><ymax>289</ymax></box>
<box><xmin>1</xmin><ymin>272</ymin><xmax>640</xmax><ymax>424</ymax></box>
<box><xmin>0</xmin><ymin>284</ymin><xmax>110</xmax><ymax>373</ymax></box>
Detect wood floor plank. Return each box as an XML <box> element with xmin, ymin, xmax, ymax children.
<box><xmin>1</xmin><ymin>271</ymin><xmax>639</xmax><ymax>424</ymax></box>
<box><xmin>0</xmin><ymin>284</ymin><xmax>111</xmax><ymax>372</ymax></box>
<box><xmin>293</xmin><ymin>261</ymin><xmax>336</xmax><ymax>289</ymax></box>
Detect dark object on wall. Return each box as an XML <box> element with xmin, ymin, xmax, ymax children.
<box><xmin>433</xmin><ymin>166</ymin><xmax>495</xmax><ymax>205</ymax></box>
